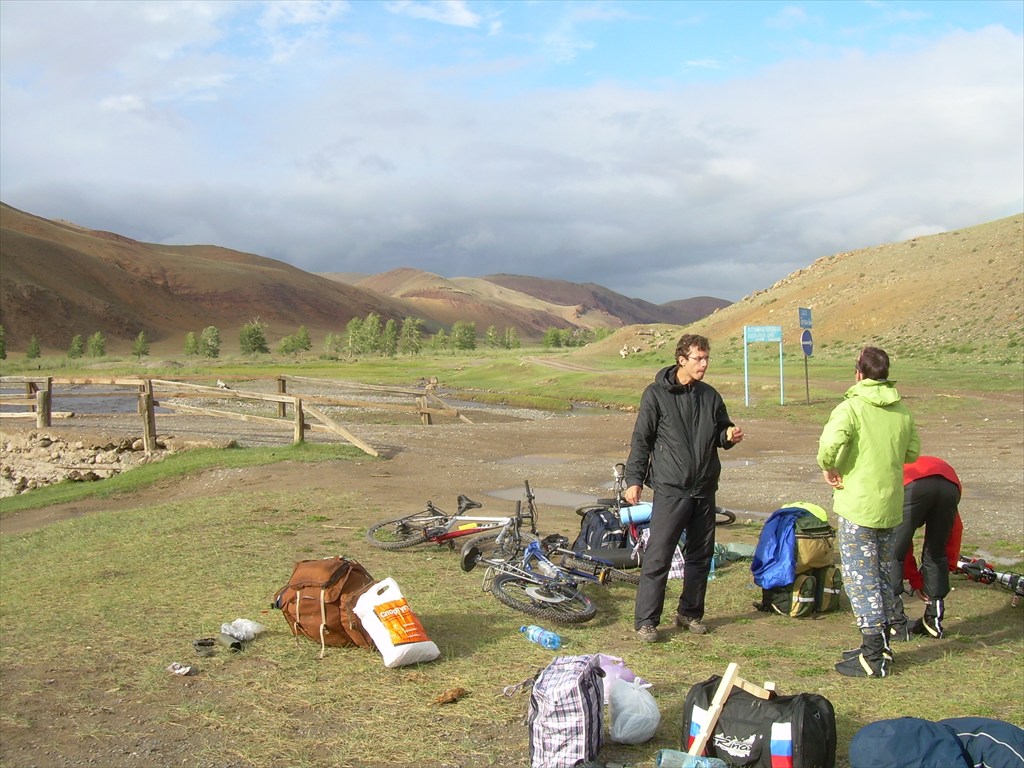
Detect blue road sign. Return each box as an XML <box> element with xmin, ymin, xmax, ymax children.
<box><xmin>799</xmin><ymin>307</ymin><xmax>813</xmax><ymax>329</ymax></box>
<box><xmin>745</xmin><ymin>325</ymin><xmax>783</xmax><ymax>343</ymax></box>
<box><xmin>801</xmin><ymin>329</ymin><xmax>813</xmax><ymax>357</ymax></box>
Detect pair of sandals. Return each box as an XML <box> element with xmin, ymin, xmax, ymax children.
<box><xmin>192</xmin><ymin>633</ymin><xmax>242</xmax><ymax>656</ymax></box>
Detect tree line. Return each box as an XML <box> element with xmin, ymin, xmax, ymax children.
<box><xmin>0</xmin><ymin>315</ymin><xmax>549</xmax><ymax>362</ymax></box>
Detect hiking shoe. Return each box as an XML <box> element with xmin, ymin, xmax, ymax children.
<box><xmin>674</xmin><ymin>614</ymin><xmax>708</xmax><ymax>634</ymax></box>
<box><xmin>636</xmin><ymin>624</ymin><xmax>658</xmax><ymax>643</ymax></box>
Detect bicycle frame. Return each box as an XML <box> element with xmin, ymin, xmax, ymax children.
<box><xmin>955</xmin><ymin>556</ymin><xmax>1024</xmax><ymax>607</ymax></box>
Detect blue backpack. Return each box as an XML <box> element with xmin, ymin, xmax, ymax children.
<box><xmin>849</xmin><ymin>716</ymin><xmax>1024</xmax><ymax>768</ymax></box>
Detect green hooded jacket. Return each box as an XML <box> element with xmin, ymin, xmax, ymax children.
<box><xmin>817</xmin><ymin>378</ymin><xmax>921</xmax><ymax>527</ymax></box>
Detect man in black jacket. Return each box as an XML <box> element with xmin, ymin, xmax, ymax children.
<box><xmin>624</xmin><ymin>333</ymin><xmax>743</xmax><ymax>641</ymax></box>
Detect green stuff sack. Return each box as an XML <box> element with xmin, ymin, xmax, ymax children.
<box><xmin>814</xmin><ymin>565</ymin><xmax>843</xmax><ymax>613</ymax></box>
<box><xmin>760</xmin><ymin>573</ymin><xmax>817</xmax><ymax>617</ymax></box>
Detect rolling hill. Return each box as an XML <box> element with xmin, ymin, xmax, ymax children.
<box><xmin>0</xmin><ymin>202</ymin><xmax>726</xmax><ymax>352</ymax></box>
<box><xmin>585</xmin><ymin>213</ymin><xmax>1023</xmax><ymax>364</ymax></box>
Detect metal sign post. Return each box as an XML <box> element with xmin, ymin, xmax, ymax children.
<box><xmin>743</xmin><ymin>325</ymin><xmax>784</xmax><ymax>406</ymax></box>
<box><xmin>799</xmin><ymin>308</ymin><xmax>813</xmax><ymax>405</ymax></box>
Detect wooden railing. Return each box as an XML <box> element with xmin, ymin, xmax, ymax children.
<box><xmin>0</xmin><ymin>375</ymin><xmax>474</xmax><ymax>457</ymax></box>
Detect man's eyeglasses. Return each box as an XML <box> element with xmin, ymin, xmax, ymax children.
<box><xmin>685</xmin><ymin>355</ymin><xmax>711</xmax><ymax>363</ymax></box>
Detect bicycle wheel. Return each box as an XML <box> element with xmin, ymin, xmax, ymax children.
<box><xmin>558</xmin><ymin>553</ymin><xmax>641</xmax><ymax>586</ymax></box>
<box><xmin>489</xmin><ymin>572</ymin><xmax>597</xmax><ymax>624</ymax></box>
<box><xmin>716</xmin><ymin>506</ymin><xmax>737</xmax><ymax>526</ymax></box>
<box><xmin>365</xmin><ymin>513</ymin><xmax>434</xmax><ymax>550</ymax></box>
<box><xmin>467</xmin><ymin>528</ymin><xmax>541</xmax><ymax>559</ymax></box>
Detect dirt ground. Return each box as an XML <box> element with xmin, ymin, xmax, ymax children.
<box><xmin>3</xmin><ymin>390</ymin><xmax>1022</xmax><ymax>555</ymax></box>
<box><xmin>1</xmin><ymin>395</ymin><xmax>1022</xmax><ymax>768</ymax></box>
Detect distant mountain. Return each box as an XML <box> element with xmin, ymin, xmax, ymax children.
<box><xmin>0</xmin><ymin>203</ymin><xmax>728</xmax><ymax>352</ymax></box>
<box><xmin>480</xmin><ymin>274</ymin><xmax>729</xmax><ymax>326</ymax></box>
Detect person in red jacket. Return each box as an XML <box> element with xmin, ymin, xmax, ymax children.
<box><xmin>890</xmin><ymin>456</ymin><xmax>962</xmax><ymax>640</ymax></box>
<box><xmin>903</xmin><ymin>512</ymin><xmax>963</xmax><ymax>597</ymax></box>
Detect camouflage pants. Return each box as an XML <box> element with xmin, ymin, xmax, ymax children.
<box><xmin>838</xmin><ymin>518</ymin><xmax>896</xmax><ymax>633</ymax></box>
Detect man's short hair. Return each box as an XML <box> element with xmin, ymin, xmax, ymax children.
<box><xmin>857</xmin><ymin>346</ymin><xmax>890</xmax><ymax>380</ymax></box>
<box><xmin>675</xmin><ymin>333</ymin><xmax>710</xmax><ymax>359</ymax></box>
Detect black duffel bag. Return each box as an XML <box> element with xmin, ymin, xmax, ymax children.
<box><xmin>681</xmin><ymin>675</ymin><xmax>836</xmax><ymax>768</ymax></box>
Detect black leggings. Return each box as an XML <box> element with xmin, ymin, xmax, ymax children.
<box><xmin>890</xmin><ymin>476</ymin><xmax>960</xmax><ymax>600</ymax></box>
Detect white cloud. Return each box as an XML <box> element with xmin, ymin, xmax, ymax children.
<box><xmin>385</xmin><ymin>0</ymin><xmax>481</xmax><ymax>29</ymax></box>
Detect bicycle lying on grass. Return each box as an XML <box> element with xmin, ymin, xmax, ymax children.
<box><xmin>460</xmin><ymin>487</ymin><xmax>639</xmax><ymax>624</ymax></box>
<box><xmin>955</xmin><ymin>556</ymin><xmax>1024</xmax><ymax>607</ymax></box>
<box><xmin>580</xmin><ymin>462</ymin><xmax>737</xmax><ymax>527</ymax></box>
<box><xmin>365</xmin><ymin>490</ymin><xmax>538</xmax><ymax>551</ymax></box>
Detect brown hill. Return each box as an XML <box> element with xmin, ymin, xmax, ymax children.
<box><xmin>480</xmin><ymin>274</ymin><xmax>729</xmax><ymax>326</ymax></box>
<box><xmin>585</xmin><ymin>214</ymin><xmax>1024</xmax><ymax>363</ymax></box>
<box><xmin>355</xmin><ymin>268</ymin><xmax>625</xmax><ymax>337</ymax></box>
<box><xmin>0</xmin><ymin>204</ymin><xmax>416</xmax><ymax>351</ymax></box>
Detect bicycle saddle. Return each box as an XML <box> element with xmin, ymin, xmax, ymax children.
<box><xmin>456</xmin><ymin>494</ymin><xmax>483</xmax><ymax>513</ymax></box>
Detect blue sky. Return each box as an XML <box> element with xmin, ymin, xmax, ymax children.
<box><xmin>1</xmin><ymin>0</ymin><xmax>1022</xmax><ymax>303</ymax></box>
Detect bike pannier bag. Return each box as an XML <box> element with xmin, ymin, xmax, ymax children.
<box><xmin>354</xmin><ymin>577</ymin><xmax>440</xmax><ymax>668</ymax></box>
<box><xmin>759</xmin><ymin>573</ymin><xmax>817</xmax><ymax>618</ymax></box>
<box><xmin>795</xmin><ymin>514</ymin><xmax>835</xmax><ymax>574</ymax></box>
<box><xmin>272</xmin><ymin>556</ymin><xmax>376</xmax><ymax>657</ymax></box>
<box><xmin>681</xmin><ymin>674</ymin><xmax>837</xmax><ymax>768</ymax></box>
<box><xmin>528</xmin><ymin>654</ymin><xmax>605</xmax><ymax>768</ymax></box>
<box><xmin>813</xmin><ymin>565</ymin><xmax>843</xmax><ymax>613</ymax></box>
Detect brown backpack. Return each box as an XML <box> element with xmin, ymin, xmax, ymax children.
<box><xmin>273</xmin><ymin>556</ymin><xmax>377</xmax><ymax>657</ymax></box>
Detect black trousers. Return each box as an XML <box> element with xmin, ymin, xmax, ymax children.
<box><xmin>634</xmin><ymin>493</ymin><xmax>716</xmax><ymax>629</ymax></box>
<box><xmin>890</xmin><ymin>476</ymin><xmax>960</xmax><ymax>600</ymax></box>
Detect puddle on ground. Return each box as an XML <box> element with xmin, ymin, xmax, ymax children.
<box><xmin>486</xmin><ymin>486</ymin><xmax>595</xmax><ymax>509</ymax></box>
<box><xmin>495</xmin><ymin>455</ymin><xmax>575</xmax><ymax>465</ymax></box>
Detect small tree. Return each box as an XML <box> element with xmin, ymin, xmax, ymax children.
<box><xmin>431</xmin><ymin>328</ymin><xmax>449</xmax><ymax>352</ymax></box>
<box><xmin>133</xmin><ymin>331</ymin><xmax>150</xmax><ymax>361</ymax></box>
<box><xmin>87</xmin><ymin>331</ymin><xmax>106</xmax><ymax>357</ymax></box>
<box><xmin>68</xmin><ymin>334</ymin><xmax>85</xmax><ymax>358</ymax></box>
<box><xmin>451</xmin><ymin>320</ymin><xmax>476</xmax><ymax>350</ymax></box>
<box><xmin>323</xmin><ymin>332</ymin><xmax>342</xmax><ymax>359</ymax></box>
<box><xmin>398</xmin><ymin>317</ymin><xmax>423</xmax><ymax>356</ymax></box>
<box><xmin>485</xmin><ymin>325</ymin><xmax>499</xmax><ymax>348</ymax></box>
<box><xmin>239</xmin><ymin>319</ymin><xmax>268</xmax><ymax>355</ymax></box>
<box><xmin>344</xmin><ymin>317</ymin><xmax>364</xmax><ymax>357</ymax></box>
<box><xmin>0</xmin><ymin>325</ymin><xmax>5</xmax><ymax>359</ymax></box>
<box><xmin>295</xmin><ymin>325</ymin><xmax>312</xmax><ymax>353</ymax></box>
<box><xmin>381</xmin><ymin>318</ymin><xmax>398</xmax><ymax>358</ymax></box>
<box><xmin>502</xmin><ymin>327</ymin><xmax>520</xmax><ymax>350</ymax></box>
<box><xmin>184</xmin><ymin>331</ymin><xmax>199</xmax><ymax>357</ymax></box>
<box><xmin>360</xmin><ymin>313</ymin><xmax>382</xmax><ymax>354</ymax></box>
<box><xmin>542</xmin><ymin>327</ymin><xmax>564</xmax><ymax>348</ymax></box>
<box><xmin>199</xmin><ymin>326</ymin><xmax>221</xmax><ymax>359</ymax></box>
<box><xmin>26</xmin><ymin>335</ymin><xmax>41</xmax><ymax>359</ymax></box>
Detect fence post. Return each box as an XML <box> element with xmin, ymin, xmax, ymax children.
<box><xmin>277</xmin><ymin>376</ymin><xmax>287</xmax><ymax>418</ymax></box>
<box><xmin>417</xmin><ymin>395</ymin><xmax>432</xmax><ymax>425</ymax></box>
<box><xmin>141</xmin><ymin>380</ymin><xmax>157</xmax><ymax>452</ymax></box>
<box><xmin>36</xmin><ymin>388</ymin><xmax>51</xmax><ymax>428</ymax></box>
<box><xmin>293</xmin><ymin>397</ymin><xmax>305</xmax><ymax>443</ymax></box>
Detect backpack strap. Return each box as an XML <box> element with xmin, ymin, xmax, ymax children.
<box><xmin>318</xmin><ymin>587</ymin><xmax>329</xmax><ymax>659</ymax></box>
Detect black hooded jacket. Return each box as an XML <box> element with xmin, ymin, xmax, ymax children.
<box><xmin>624</xmin><ymin>364</ymin><xmax>736</xmax><ymax>499</ymax></box>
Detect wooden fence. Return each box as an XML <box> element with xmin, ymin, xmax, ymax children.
<box><xmin>0</xmin><ymin>375</ymin><xmax>474</xmax><ymax>457</ymax></box>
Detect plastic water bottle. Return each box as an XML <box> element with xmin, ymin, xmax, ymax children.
<box><xmin>520</xmin><ymin>625</ymin><xmax>561</xmax><ymax>650</ymax></box>
<box><xmin>655</xmin><ymin>749</ymin><xmax>728</xmax><ymax>768</ymax></box>
<box><xmin>707</xmin><ymin>555</ymin><xmax>717</xmax><ymax>581</ymax></box>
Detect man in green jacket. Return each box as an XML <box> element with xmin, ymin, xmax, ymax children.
<box><xmin>818</xmin><ymin>346</ymin><xmax>920</xmax><ymax>677</ymax></box>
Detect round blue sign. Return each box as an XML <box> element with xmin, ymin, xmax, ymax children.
<box><xmin>801</xmin><ymin>329</ymin><xmax>813</xmax><ymax>357</ymax></box>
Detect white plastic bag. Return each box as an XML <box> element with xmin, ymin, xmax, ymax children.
<box><xmin>220</xmin><ymin>618</ymin><xmax>267</xmax><ymax>642</ymax></box>
<box><xmin>354</xmin><ymin>578</ymin><xmax>440</xmax><ymax>668</ymax></box>
<box><xmin>609</xmin><ymin>678</ymin><xmax>661</xmax><ymax>744</ymax></box>
<box><xmin>597</xmin><ymin>654</ymin><xmax>650</xmax><ymax>705</ymax></box>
